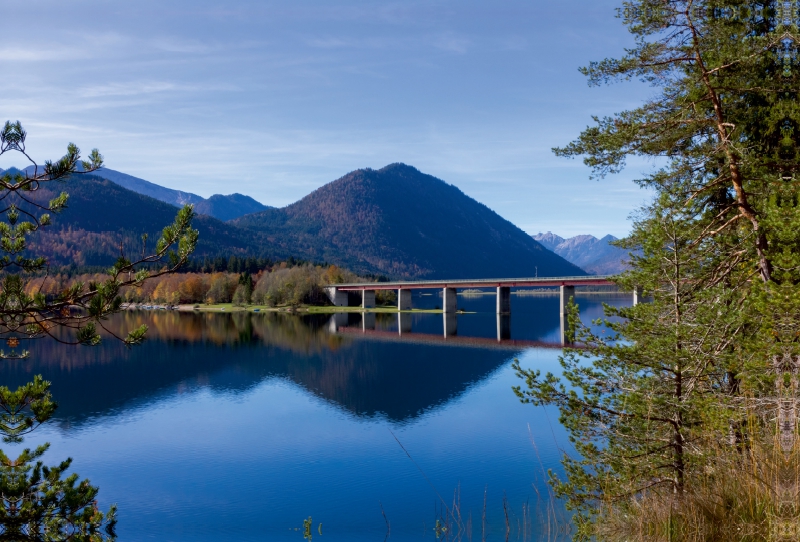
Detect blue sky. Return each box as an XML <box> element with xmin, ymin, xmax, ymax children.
<box><xmin>0</xmin><ymin>0</ymin><xmax>655</xmax><ymax>238</ymax></box>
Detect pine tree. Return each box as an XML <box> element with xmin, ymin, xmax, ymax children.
<box><xmin>514</xmin><ymin>1</ymin><xmax>800</xmax><ymax>534</ymax></box>
<box><xmin>0</xmin><ymin>121</ymin><xmax>198</xmax><ymax>540</ymax></box>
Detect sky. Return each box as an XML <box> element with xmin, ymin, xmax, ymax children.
<box><xmin>0</xmin><ymin>0</ymin><xmax>656</xmax><ymax>238</ymax></box>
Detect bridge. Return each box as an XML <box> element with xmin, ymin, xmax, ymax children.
<box><xmin>325</xmin><ymin>275</ymin><xmax>644</xmax><ymax>344</ymax></box>
<box><xmin>325</xmin><ymin>275</ymin><xmax>642</xmax><ymax>314</ymax></box>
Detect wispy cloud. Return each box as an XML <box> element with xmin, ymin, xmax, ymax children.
<box><xmin>150</xmin><ymin>38</ymin><xmax>217</xmax><ymax>54</ymax></box>
<box><xmin>79</xmin><ymin>82</ymin><xmax>181</xmax><ymax>98</ymax></box>
<box><xmin>432</xmin><ymin>33</ymin><xmax>470</xmax><ymax>54</ymax></box>
<box><xmin>78</xmin><ymin>81</ymin><xmax>239</xmax><ymax>98</ymax></box>
<box><xmin>0</xmin><ymin>0</ymin><xmax>646</xmax><ymax>237</ymax></box>
<box><xmin>0</xmin><ymin>46</ymin><xmax>85</xmax><ymax>62</ymax></box>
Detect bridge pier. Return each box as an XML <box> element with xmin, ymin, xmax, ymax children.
<box><xmin>443</xmin><ymin>288</ymin><xmax>457</xmax><ymax>313</ymax></box>
<box><xmin>443</xmin><ymin>312</ymin><xmax>457</xmax><ymax>338</ymax></box>
<box><xmin>560</xmin><ymin>285</ymin><xmax>575</xmax><ymax>345</ymax></box>
<box><xmin>496</xmin><ymin>313</ymin><xmax>510</xmax><ymax>341</ymax></box>
<box><xmin>633</xmin><ymin>286</ymin><xmax>643</xmax><ymax>306</ymax></box>
<box><xmin>361</xmin><ymin>289</ymin><xmax>375</xmax><ymax>309</ymax></box>
<box><xmin>496</xmin><ymin>286</ymin><xmax>510</xmax><ymax>314</ymax></box>
<box><xmin>324</xmin><ymin>287</ymin><xmax>349</xmax><ymax>307</ymax></box>
<box><xmin>398</xmin><ymin>289</ymin><xmax>412</xmax><ymax>310</ymax></box>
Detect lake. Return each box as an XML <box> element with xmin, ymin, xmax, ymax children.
<box><xmin>2</xmin><ymin>292</ymin><xmax>629</xmax><ymax>541</ymax></box>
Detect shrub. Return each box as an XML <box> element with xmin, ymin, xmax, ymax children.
<box><xmin>253</xmin><ymin>265</ymin><xmax>331</xmax><ymax>307</ymax></box>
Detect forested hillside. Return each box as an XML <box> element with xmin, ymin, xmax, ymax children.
<box><xmin>25</xmin><ymin>173</ymin><xmax>278</xmax><ymax>267</ymax></box>
<box><xmin>232</xmin><ymin>164</ymin><xmax>584</xmax><ymax>278</ymax></box>
<box><xmin>15</xmin><ymin>166</ymin><xmax>272</xmax><ymax>222</ymax></box>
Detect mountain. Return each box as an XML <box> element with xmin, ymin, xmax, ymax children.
<box><xmin>83</xmin><ymin>167</ymin><xmax>205</xmax><ymax>207</ymax></box>
<box><xmin>3</xmin><ymin>169</ymin><xmax>280</xmax><ymax>267</ymax></box>
<box><xmin>194</xmin><ymin>193</ymin><xmax>269</xmax><ymax>222</ymax></box>
<box><xmin>16</xmin><ymin>166</ymin><xmax>270</xmax><ymax>222</ymax></box>
<box><xmin>232</xmin><ymin>163</ymin><xmax>585</xmax><ymax>279</ymax></box>
<box><xmin>532</xmin><ymin>231</ymin><xmax>565</xmax><ymax>252</ymax></box>
<box><xmin>533</xmin><ymin>232</ymin><xmax>630</xmax><ymax>275</ymax></box>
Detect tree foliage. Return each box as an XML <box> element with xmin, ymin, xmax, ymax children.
<box><xmin>0</xmin><ymin>121</ymin><xmax>198</xmax><ymax>540</ymax></box>
<box><xmin>514</xmin><ymin>1</ymin><xmax>800</xmax><ymax>534</ymax></box>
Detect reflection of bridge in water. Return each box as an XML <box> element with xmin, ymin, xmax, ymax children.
<box><xmin>329</xmin><ymin>311</ymin><xmax>577</xmax><ymax>346</ymax></box>
<box><xmin>326</xmin><ymin>275</ymin><xmax>641</xmax><ymax>344</ymax></box>
<box><xmin>334</xmin><ymin>319</ymin><xmax>568</xmax><ymax>350</ymax></box>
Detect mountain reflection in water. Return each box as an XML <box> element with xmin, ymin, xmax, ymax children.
<box><xmin>0</xmin><ymin>294</ymin><xmax>629</xmax><ymax>541</ymax></box>
<box><xmin>3</xmin><ymin>311</ymin><xmax>515</xmax><ymax>426</ymax></box>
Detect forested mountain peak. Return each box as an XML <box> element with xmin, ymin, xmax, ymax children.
<box><xmin>233</xmin><ymin>164</ymin><xmax>585</xmax><ymax>279</ymax></box>
<box><xmin>195</xmin><ymin>193</ymin><xmax>270</xmax><ymax>221</ymax></box>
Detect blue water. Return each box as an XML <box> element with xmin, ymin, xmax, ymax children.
<box><xmin>1</xmin><ymin>292</ymin><xmax>629</xmax><ymax>541</ymax></box>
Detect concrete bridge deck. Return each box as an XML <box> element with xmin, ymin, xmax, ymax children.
<box><xmin>330</xmin><ymin>275</ymin><xmax>614</xmax><ymax>291</ymax></box>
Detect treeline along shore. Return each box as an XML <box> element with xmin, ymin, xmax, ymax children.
<box><xmin>27</xmin><ymin>261</ymin><xmax>622</xmax><ymax>312</ymax></box>
<box><xmin>25</xmin><ymin>262</ymin><xmax>397</xmax><ymax>309</ymax></box>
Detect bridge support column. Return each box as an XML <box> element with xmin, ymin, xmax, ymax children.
<box><xmin>397</xmin><ymin>312</ymin><xmax>412</xmax><ymax>335</ymax></box>
<box><xmin>633</xmin><ymin>286</ymin><xmax>643</xmax><ymax>306</ymax></box>
<box><xmin>398</xmin><ymin>289</ymin><xmax>412</xmax><ymax>311</ymax></box>
<box><xmin>496</xmin><ymin>313</ymin><xmax>510</xmax><ymax>341</ymax></box>
<box><xmin>443</xmin><ymin>312</ymin><xmax>457</xmax><ymax>338</ymax></box>
<box><xmin>325</xmin><ymin>287</ymin><xmax>348</xmax><ymax>307</ymax></box>
<box><xmin>496</xmin><ymin>286</ymin><xmax>510</xmax><ymax>314</ymax></box>
<box><xmin>560</xmin><ymin>285</ymin><xmax>576</xmax><ymax>345</ymax></box>
<box><xmin>443</xmin><ymin>288</ymin><xmax>457</xmax><ymax>313</ymax></box>
<box><xmin>361</xmin><ymin>289</ymin><xmax>376</xmax><ymax>309</ymax></box>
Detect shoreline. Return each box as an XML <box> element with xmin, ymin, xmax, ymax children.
<box><xmin>121</xmin><ymin>303</ymin><xmax>459</xmax><ymax>314</ymax></box>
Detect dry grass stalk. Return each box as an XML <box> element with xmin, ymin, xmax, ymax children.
<box><xmin>594</xmin><ymin>426</ymin><xmax>800</xmax><ymax>542</ymax></box>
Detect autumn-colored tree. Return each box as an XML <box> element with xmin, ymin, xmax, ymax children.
<box><xmin>178</xmin><ymin>275</ymin><xmax>209</xmax><ymax>303</ymax></box>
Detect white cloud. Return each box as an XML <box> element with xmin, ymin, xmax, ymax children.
<box><xmin>0</xmin><ymin>46</ymin><xmax>84</xmax><ymax>62</ymax></box>
<box><xmin>79</xmin><ymin>82</ymin><xmax>180</xmax><ymax>98</ymax></box>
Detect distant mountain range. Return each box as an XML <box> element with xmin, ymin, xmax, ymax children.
<box><xmin>0</xmin><ymin>163</ymin><xmax>587</xmax><ymax>278</ymax></box>
<box><xmin>0</xmin><ymin>166</ymin><xmax>271</xmax><ymax>222</ymax></box>
<box><xmin>533</xmin><ymin>232</ymin><xmax>630</xmax><ymax>275</ymax></box>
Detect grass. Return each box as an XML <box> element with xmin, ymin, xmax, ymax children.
<box><xmin>593</xmin><ymin>430</ymin><xmax>799</xmax><ymax>542</ymax></box>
